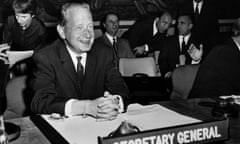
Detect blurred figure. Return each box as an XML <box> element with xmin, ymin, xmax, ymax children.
<box><xmin>122</xmin><ymin>11</ymin><xmax>174</xmax><ymax>57</ymax></box>
<box><xmin>0</xmin><ymin>44</ymin><xmax>10</xmax><ymax>66</ymax></box>
<box><xmin>31</xmin><ymin>2</ymin><xmax>129</xmax><ymax>120</ymax></box>
<box><xmin>178</xmin><ymin>0</ymin><xmax>220</xmax><ymax>58</ymax></box>
<box><xmin>158</xmin><ymin>14</ymin><xmax>202</xmax><ymax>78</ymax></box>
<box><xmin>189</xmin><ymin>17</ymin><xmax>240</xmax><ymax>98</ymax></box>
<box><xmin>94</xmin><ymin>12</ymin><xmax>135</xmax><ymax>69</ymax></box>
<box><xmin>2</xmin><ymin>0</ymin><xmax>46</xmax><ymax>75</ymax></box>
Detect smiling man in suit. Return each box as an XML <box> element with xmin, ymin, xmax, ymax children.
<box><xmin>31</xmin><ymin>1</ymin><xmax>129</xmax><ymax>120</ymax></box>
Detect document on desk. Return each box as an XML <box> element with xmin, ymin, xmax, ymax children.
<box><xmin>6</xmin><ymin>50</ymin><xmax>34</xmax><ymax>65</ymax></box>
<box><xmin>41</xmin><ymin>104</ymin><xmax>201</xmax><ymax>144</ymax></box>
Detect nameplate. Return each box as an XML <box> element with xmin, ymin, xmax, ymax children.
<box><xmin>99</xmin><ymin>119</ymin><xmax>228</xmax><ymax>144</ymax></box>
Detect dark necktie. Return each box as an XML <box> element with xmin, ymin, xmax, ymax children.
<box><xmin>181</xmin><ymin>36</ymin><xmax>187</xmax><ymax>54</ymax></box>
<box><xmin>76</xmin><ymin>56</ymin><xmax>84</xmax><ymax>87</ymax></box>
<box><xmin>112</xmin><ymin>38</ymin><xmax>119</xmax><ymax>69</ymax></box>
<box><xmin>113</xmin><ymin>38</ymin><xmax>118</xmax><ymax>57</ymax></box>
<box><xmin>194</xmin><ymin>2</ymin><xmax>200</xmax><ymax>21</ymax></box>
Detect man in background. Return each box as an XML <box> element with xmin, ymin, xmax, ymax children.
<box><xmin>94</xmin><ymin>12</ymin><xmax>135</xmax><ymax>69</ymax></box>
<box><xmin>122</xmin><ymin>11</ymin><xmax>174</xmax><ymax>57</ymax></box>
<box><xmin>189</xmin><ymin>17</ymin><xmax>240</xmax><ymax>98</ymax></box>
<box><xmin>159</xmin><ymin>14</ymin><xmax>202</xmax><ymax>78</ymax></box>
<box><xmin>178</xmin><ymin>0</ymin><xmax>220</xmax><ymax>58</ymax></box>
<box><xmin>2</xmin><ymin>0</ymin><xmax>46</xmax><ymax>75</ymax></box>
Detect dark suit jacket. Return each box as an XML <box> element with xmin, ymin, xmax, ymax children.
<box><xmin>121</xmin><ymin>17</ymin><xmax>166</xmax><ymax>51</ymax></box>
<box><xmin>158</xmin><ymin>35</ymin><xmax>196</xmax><ymax>76</ymax></box>
<box><xmin>178</xmin><ymin>0</ymin><xmax>220</xmax><ymax>57</ymax></box>
<box><xmin>189</xmin><ymin>38</ymin><xmax>240</xmax><ymax>98</ymax></box>
<box><xmin>31</xmin><ymin>39</ymin><xmax>129</xmax><ymax>114</ymax></box>
<box><xmin>94</xmin><ymin>34</ymin><xmax>135</xmax><ymax>58</ymax></box>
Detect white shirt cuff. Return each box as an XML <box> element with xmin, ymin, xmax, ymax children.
<box><xmin>65</xmin><ymin>99</ymin><xmax>79</xmax><ymax>116</ymax></box>
<box><xmin>191</xmin><ymin>59</ymin><xmax>201</xmax><ymax>64</ymax></box>
<box><xmin>144</xmin><ymin>44</ymin><xmax>149</xmax><ymax>52</ymax></box>
<box><xmin>113</xmin><ymin>95</ymin><xmax>124</xmax><ymax>113</ymax></box>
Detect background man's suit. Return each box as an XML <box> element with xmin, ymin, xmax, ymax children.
<box><xmin>158</xmin><ymin>35</ymin><xmax>196</xmax><ymax>76</ymax></box>
<box><xmin>178</xmin><ymin>0</ymin><xmax>220</xmax><ymax>57</ymax></box>
<box><xmin>121</xmin><ymin>16</ymin><xmax>165</xmax><ymax>52</ymax></box>
<box><xmin>189</xmin><ymin>38</ymin><xmax>240</xmax><ymax>98</ymax></box>
<box><xmin>31</xmin><ymin>39</ymin><xmax>129</xmax><ymax>114</ymax></box>
<box><xmin>94</xmin><ymin>34</ymin><xmax>135</xmax><ymax>58</ymax></box>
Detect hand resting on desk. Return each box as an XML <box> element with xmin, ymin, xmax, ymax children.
<box><xmin>70</xmin><ymin>91</ymin><xmax>121</xmax><ymax>120</ymax></box>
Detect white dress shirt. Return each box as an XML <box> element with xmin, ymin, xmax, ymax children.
<box><xmin>193</xmin><ymin>0</ymin><xmax>204</xmax><ymax>14</ymax></box>
<box><xmin>179</xmin><ymin>34</ymin><xmax>191</xmax><ymax>52</ymax></box>
<box><xmin>105</xmin><ymin>32</ymin><xmax>117</xmax><ymax>45</ymax></box>
<box><xmin>64</xmin><ymin>45</ymin><xmax>124</xmax><ymax>116</ymax></box>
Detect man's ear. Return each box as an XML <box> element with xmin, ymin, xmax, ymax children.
<box><xmin>189</xmin><ymin>23</ymin><xmax>193</xmax><ymax>30</ymax></box>
<box><xmin>57</xmin><ymin>24</ymin><xmax>66</xmax><ymax>39</ymax></box>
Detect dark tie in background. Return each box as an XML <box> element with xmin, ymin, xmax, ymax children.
<box><xmin>194</xmin><ymin>2</ymin><xmax>200</xmax><ymax>21</ymax></box>
<box><xmin>112</xmin><ymin>38</ymin><xmax>119</xmax><ymax>69</ymax></box>
<box><xmin>181</xmin><ymin>37</ymin><xmax>187</xmax><ymax>55</ymax></box>
<box><xmin>113</xmin><ymin>38</ymin><xmax>118</xmax><ymax>58</ymax></box>
<box><xmin>76</xmin><ymin>56</ymin><xmax>84</xmax><ymax>87</ymax></box>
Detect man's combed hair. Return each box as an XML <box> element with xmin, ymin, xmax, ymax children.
<box><xmin>100</xmin><ymin>11</ymin><xmax>119</xmax><ymax>33</ymax></box>
<box><xmin>58</xmin><ymin>1</ymin><xmax>90</xmax><ymax>26</ymax></box>
<box><xmin>12</xmin><ymin>0</ymin><xmax>36</xmax><ymax>14</ymax></box>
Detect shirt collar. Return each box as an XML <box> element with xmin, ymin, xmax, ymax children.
<box><xmin>105</xmin><ymin>32</ymin><xmax>117</xmax><ymax>45</ymax></box>
<box><xmin>179</xmin><ymin>33</ymin><xmax>191</xmax><ymax>43</ymax></box>
<box><xmin>193</xmin><ymin>0</ymin><xmax>203</xmax><ymax>12</ymax></box>
<box><xmin>232</xmin><ymin>37</ymin><xmax>240</xmax><ymax>52</ymax></box>
<box><xmin>66</xmin><ymin>45</ymin><xmax>87</xmax><ymax>71</ymax></box>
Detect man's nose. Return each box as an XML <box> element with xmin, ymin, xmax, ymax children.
<box><xmin>84</xmin><ymin>29</ymin><xmax>93</xmax><ymax>38</ymax></box>
<box><xmin>16</xmin><ymin>17</ymin><xmax>23</xmax><ymax>23</ymax></box>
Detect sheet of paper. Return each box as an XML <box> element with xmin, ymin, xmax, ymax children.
<box><xmin>6</xmin><ymin>50</ymin><xmax>34</xmax><ymax>65</ymax></box>
<box><xmin>42</xmin><ymin>104</ymin><xmax>201</xmax><ymax>144</ymax></box>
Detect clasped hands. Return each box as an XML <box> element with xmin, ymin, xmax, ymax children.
<box><xmin>85</xmin><ymin>91</ymin><xmax>120</xmax><ymax>121</ymax></box>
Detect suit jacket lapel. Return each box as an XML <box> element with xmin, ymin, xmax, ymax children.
<box><xmin>82</xmin><ymin>49</ymin><xmax>97</xmax><ymax>97</ymax></box>
<box><xmin>175</xmin><ymin>36</ymin><xmax>181</xmax><ymax>54</ymax></box>
<box><xmin>58</xmin><ymin>41</ymin><xmax>79</xmax><ymax>91</ymax></box>
<box><xmin>103</xmin><ymin>35</ymin><xmax>113</xmax><ymax>48</ymax></box>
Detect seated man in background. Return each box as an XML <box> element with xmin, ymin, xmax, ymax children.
<box><xmin>31</xmin><ymin>1</ymin><xmax>129</xmax><ymax>120</ymax></box>
<box><xmin>188</xmin><ymin>18</ymin><xmax>240</xmax><ymax>98</ymax></box>
<box><xmin>121</xmin><ymin>11</ymin><xmax>174</xmax><ymax>57</ymax></box>
<box><xmin>2</xmin><ymin>0</ymin><xmax>46</xmax><ymax>76</ymax></box>
<box><xmin>94</xmin><ymin>12</ymin><xmax>135</xmax><ymax>69</ymax></box>
<box><xmin>158</xmin><ymin>14</ymin><xmax>202</xmax><ymax>78</ymax></box>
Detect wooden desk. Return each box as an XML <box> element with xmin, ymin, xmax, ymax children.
<box><xmin>7</xmin><ymin>98</ymin><xmax>240</xmax><ymax>144</ymax></box>
<box><xmin>6</xmin><ymin>117</ymin><xmax>50</xmax><ymax>144</ymax></box>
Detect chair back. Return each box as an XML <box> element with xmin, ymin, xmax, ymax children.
<box><xmin>119</xmin><ymin>57</ymin><xmax>157</xmax><ymax>77</ymax></box>
<box><xmin>4</xmin><ymin>75</ymin><xmax>28</xmax><ymax>119</ymax></box>
<box><xmin>170</xmin><ymin>64</ymin><xmax>200</xmax><ymax>100</ymax></box>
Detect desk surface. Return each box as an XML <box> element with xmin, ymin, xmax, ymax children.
<box><xmin>7</xmin><ymin>117</ymin><xmax>50</xmax><ymax>144</ymax></box>
<box><xmin>7</xmin><ymin>98</ymin><xmax>240</xmax><ymax>144</ymax></box>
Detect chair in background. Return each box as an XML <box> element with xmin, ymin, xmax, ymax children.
<box><xmin>170</xmin><ymin>64</ymin><xmax>200</xmax><ymax>100</ymax></box>
<box><xmin>4</xmin><ymin>75</ymin><xmax>30</xmax><ymax>119</ymax></box>
<box><xmin>119</xmin><ymin>57</ymin><xmax>169</xmax><ymax>104</ymax></box>
<box><xmin>119</xmin><ymin>57</ymin><xmax>157</xmax><ymax>77</ymax></box>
